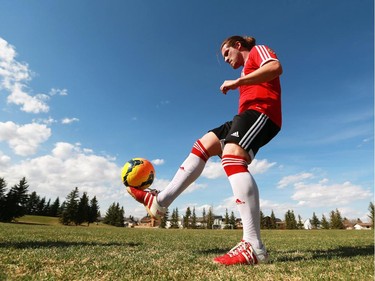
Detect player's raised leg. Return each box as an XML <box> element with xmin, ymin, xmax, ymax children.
<box><xmin>127</xmin><ymin>132</ymin><xmax>221</xmax><ymax>219</ymax></box>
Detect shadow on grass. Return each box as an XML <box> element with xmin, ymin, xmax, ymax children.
<box><xmin>14</xmin><ymin>221</ymin><xmax>49</xmax><ymax>226</ymax></box>
<box><xmin>0</xmin><ymin>241</ymin><xmax>141</xmax><ymax>249</ymax></box>
<box><xmin>274</xmin><ymin>245</ymin><xmax>374</xmax><ymax>262</ymax></box>
<box><xmin>198</xmin><ymin>245</ymin><xmax>374</xmax><ymax>262</ymax></box>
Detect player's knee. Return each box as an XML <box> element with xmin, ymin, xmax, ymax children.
<box><xmin>223</xmin><ymin>143</ymin><xmax>251</xmax><ymax>163</ymax></box>
<box><xmin>199</xmin><ymin>132</ymin><xmax>222</xmax><ymax>157</ymax></box>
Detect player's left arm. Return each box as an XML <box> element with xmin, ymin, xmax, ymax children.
<box><xmin>220</xmin><ymin>60</ymin><xmax>282</xmax><ymax>94</ymax></box>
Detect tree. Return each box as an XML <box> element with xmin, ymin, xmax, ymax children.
<box><xmin>77</xmin><ymin>192</ymin><xmax>90</xmax><ymax>225</ymax></box>
<box><xmin>229</xmin><ymin>211</ymin><xmax>237</xmax><ymax>229</ymax></box>
<box><xmin>270</xmin><ymin>210</ymin><xmax>277</xmax><ymax>229</ymax></box>
<box><xmin>60</xmin><ymin>187</ymin><xmax>80</xmax><ymax>225</ymax></box>
<box><xmin>330</xmin><ymin>209</ymin><xmax>344</xmax><ymax>229</ymax></box>
<box><xmin>297</xmin><ymin>215</ymin><xmax>304</xmax><ymax>229</ymax></box>
<box><xmin>36</xmin><ymin>197</ymin><xmax>47</xmax><ymax>216</ymax></box>
<box><xmin>206</xmin><ymin>207</ymin><xmax>214</xmax><ymax>229</ymax></box>
<box><xmin>26</xmin><ymin>191</ymin><xmax>40</xmax><ymax>215</ymax></box>
<box><xmin>260</xmin><ymin>210</ymin><xmax>265</xmax><ymax>229</ymax></box>
<box><xmin>191</xmin><ymin>207</ymin><xmax>197</xmax><ymax>229</ymax></box>
<box><xmin>223</xmin><ymin>209</ymin><xmax>231</xmax><ymax>229</ymax></box>
<box><xmin>321</xmin><ymin>214</ymin><xmax>330</xmax><ymax>229</ymax></box>
<box><xmin>202</xmin><ymin>208</ymin><xmax>206</xmax><ymax>226</ymax></box>
<box><xmin>311</xmin><ymin>212</ymin><xmax>320</xmax><ymax>229</ymax></box>
<box><xmin>0</xmin><ymin>177</ymin><xmax>6</xmax><ymax>200</ymax></box>
<box><xmin>263</xmin><ymin>216</ymin><xmax>271</xmax><ymax>229</ymax></box>
<box><xmin>0</xmin><ymin>178</ymin><xmax>6</xmax><ymax>220</ymax></box>
<box><xmin>88</xmin><ymin>196</ymin><xmax>100</xmax><ymax>225</ymax></box>
<box><xmin>170</xmin><ymin>208</ymin><xmax>179</xmax><ymax>228</ymax></box>
<box><xmin>183</xmin><ymin>207</ymin><xmax>191</xmax><ymax>228</ymax></box>
<box><xmin>285</xmin><ymin>210</ymin><xmax>297</xmax><ymax>229</ymax></box>
<box><xmin>159</xmin><ymin>208</ymin><xmax>169</xmax><ymax>228</ymax></box>
<box><xmin>49</xmin><ymin>197</ymin><xmax>60</xmax><ymax>217</ymax></box>
<box><xmin>1</xmin><ymin>177</ymin><xmax>29</xmax><ymax>222</ymax></box>
<box><xmin>103</xmin><ymin>202</ymin><xmax>124</xmax><ymax>227</ymax></box>
<box><xmin>368</xmin><ymin>202</ymin><xmax>374</xmax><ymax>226</ymax></box>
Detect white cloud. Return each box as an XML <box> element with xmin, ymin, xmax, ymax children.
<box><xmin>291</xmin><ymin>180</ymin><xmax>372</xmax><ymax>207</ymax></box>
<box><xmin>61</xmin><ymin>117</ymin><xmax>79</xmax><ymax>124</ymax></box>
<box><xmin>6</xmin><ymin>82</ymin><xmax>50</xmax><ymax>114</ymax></box>
<box><xmin>0</xmin><ymin>121</ymin><xmax>51</xmax><ymax>156</ymax></box>
<box><xmin>249</xmin><ymin>159</ymin><xmax>277</xmax><ymax>174</ymax></box>
<box><xmin>277</xmin><ymin>172</ymin><xmax>314</xmax><ymax>189</ymax></box>
<box><xmin>49</xmin><ymin>88</ymin><xmax>68</xmax><ymax>96</ymax></box>
<box><xmin>0</xmin><ymin>151</ymin><xmax>11</xmax><ymax>167</ymax></box>
<box><xmin>1</xmin><ymin>142</ymin><xmax>122</xmax><ymax>212</ymax></box>
<box><xmin>152</xmin><ymin>158</ymin><xmax>165</xmax><ymax>166</ymax></box>
<box><xmin>0</xmin><ymin>37</ymin><xmax>49</xmax><ymax>113</ymax></box>
<box><xmin>201</xmin><ymin>160</ymin><xmax>224</xmax><ymax>179</ymax></box>
<box><xmin>32</xmin><ymin>117</ymin><xmax>57</xmax><ymax>125</ymax></box>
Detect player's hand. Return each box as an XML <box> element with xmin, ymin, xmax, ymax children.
<box><xmin>220</xmin><ymin>79</ymin><xmax>239</xmax><ymax>95</ymax></box>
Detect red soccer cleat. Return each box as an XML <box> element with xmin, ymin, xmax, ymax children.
<box><xmin>213</xmin><ymin>240</ymin><xmax>269</xmax><ymax>266</ymax></box>
<box><xmin>126</xmin><ymin>186</ymin><xmax>167</xmax><ymax>220</ymax></box>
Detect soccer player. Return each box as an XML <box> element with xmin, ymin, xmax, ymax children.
<box><xmin>127</xmin><ymin>35</ymin><xmax>282</xmax><ymax>265</ymax></box>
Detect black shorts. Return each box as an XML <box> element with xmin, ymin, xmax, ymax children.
<box><xmin>209</xmin><ymin>110</ymin><xmax>280</xmax><ymax>159</ymax></box>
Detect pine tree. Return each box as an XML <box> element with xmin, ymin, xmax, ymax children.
<box><xmin>0</xmin><ymin>178</ymin><xmax>6</xmax><ymax>221</ymax></box>
<box><xmin>230</xmin><ymin>211</ymin><xmax>237</xmax><ymax>229</ymax></box>
<box><xmin>49</xmin><ymin>197</ymin><xmax>60</xmax><ymax>217</ymax></box>
<box><xmin>206</xmin><ymin>207</ymin><xmax>214</xmax><ymax>229</ymax></box>
<box><xmin>368</xmin><ymin>202</ymin><xmax>374</xmax><ymax>226</ymax></box>
<box><xmin>37</xmin><ymin>197</ymin><xmax>46</xmax><ymax>215</ymax></box>
<box><xmin>264</xmin><ymin>216</ymin><xmax>271</xmax><ymax>229</ymax></box>
<box><xmin>26</xmin><ymin>191</ymin><xmax>39</xmax><ymax>215</ymax></box>
<box><xmin>103</xmin><ymin>203</ymin><xmax>117</xmax><ymax>225</ymax></box>
<box><xmin>270</xmin><ymin>210</ymin><xmax>277</xmax><ymax>229</ymax></box>
<box><xmin>224</xmin><ymin>209</ymin><xmax>230</xmax><ymax>229</ymax></box>
<box><xmin>170</xmin><ymin>208</ymin><xmax>179</xmax><ymax>228</ymax></box>
<box><xmin>77</xmin><ymin>192</ymin><xmax>90</xmax><ymax>225</ymax></box>
<box><xmin>260</xmin><ymin>210</ymin><xmax>265</xmax><ymax>229</ymax></box>
<box><xmin>60</xmin><ymin>187</ymin><xmax>79</xmax><ymax>225</ymax></box>
<box><xmin>202</xmin><ymin>208</ymin><xmax>206</xmax><ymax>226</ymax></box>
<box><xmin>311</xmin><ymin>212</ymin><xmax>320</xmax><ymax>229</ymax></box>
<box><xmin>0</xmin><ymin>178</ymin><xmax>6</xmax><ymax>200</ymax></box>
<box><xmin>159</xmin><ymin>208</ymin><xmax>169</xmax><ymax>228</ymax></box>
<box><xmin>44</xmin><ymin>199</ymin><xmax>51</xmax><ymax>216</ymax></box>
<box><xmin>1</xmin><ymin>177</ymin><xmax>29</xmax><ymax>222</ymax></box>
<box><xmin>330</xmin><ymin>209</ymin><xmax>344</xmax><ymax>229</ymax></box>
<box><xmin>103</xmin><ymin>202</ymin><xmax>124</xmax><ymax>227</ymax></box>
<box><xmin>285</xmin><ymin>210</ymin><xmax>297</xmax><ymax>229</ymax></box>
<box><xmin>88</xmin><ymin>196</ymin><xmax>100</xmax><ymax>225</ymax></box>
<box><xmin>183</xmin><ymin>207</ymin><xmax>191</xmax><ymax>228</ymax></box>
<box><xmin>191</xmin><ymin>207</ymin><xmax>197</xmax><ymax>229</ymax></box>
<box><xmin>321</xmin><ymin>214</ymin><xmax>330</xmax><ymax>229</ymax></box>
<box><xmin>118</xmin><ymin>206</ymin><xmax>125</xmax><ymax>227</ymax></box>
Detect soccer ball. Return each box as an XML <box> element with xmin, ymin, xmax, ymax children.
<box><xmin>121</xmin><ymin>158</ymin><xmax>155</xmax><ymax>190</ymax></box>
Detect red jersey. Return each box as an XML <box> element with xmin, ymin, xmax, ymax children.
<box><xmin>238</xmin><ymin>45</ymin><xmax>282</xmax><ymax>127</ymax></box>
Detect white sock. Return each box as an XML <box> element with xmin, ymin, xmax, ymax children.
<box><xmin>157</xmin><ymin>140</ymin><xmax>208</xmax><ymax>207</ymax></box>
<box><xmin>222</xmin><ymin>154</ymin><xmax>262</xmax><ymax>249</ymax></box>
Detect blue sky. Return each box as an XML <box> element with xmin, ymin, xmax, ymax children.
<box><xmin>0</xmin><ymin>1</ymin><xmax>373</xmax><ymax>222</ymax></box>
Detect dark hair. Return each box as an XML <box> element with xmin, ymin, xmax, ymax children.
<box><xmin>221</xmin><ymin>36</ymin><xmax>256</xmax><ymax>51</ymax></box>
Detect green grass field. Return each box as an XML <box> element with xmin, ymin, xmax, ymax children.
<box><xmin>0</xmin><ymin>216</ymin><xmax>373</xmax><ymax>281</ymax></box>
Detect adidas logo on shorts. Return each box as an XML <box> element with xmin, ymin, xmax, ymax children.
<box><xmin>231</xmin><ymin>131</ymin><xmax>240</xmax><ymax>137</ymax></box>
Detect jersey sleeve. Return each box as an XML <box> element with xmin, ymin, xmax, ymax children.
<box><xmin>250</xmin><ymin>45</ymin><xmax>279</xmax><ymax>67</ymax></box>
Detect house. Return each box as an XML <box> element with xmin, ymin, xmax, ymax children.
<box><xmin>212</xmin><ymin>216</ymin><xmax>223</xmax><ymax>229</ymax></box>
<box><xmin>138</xmin><ymin>215</ymin><xmax>160</xmax><ymax>228</ymax></box>
<box><xmin>304</xmin><ymin>219</ymin><xmax>312</xmax><ymax>230</ymax></box>
<box><xmin>354</xmin><ymin>223</ymin><xmax>372</xmax><ymax>230</ymax></box>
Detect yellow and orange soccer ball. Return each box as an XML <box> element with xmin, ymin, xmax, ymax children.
<box><xmin>121</xmin><ymin>158</ymin><xmax>155</xmax><ymax>190</ymax></box>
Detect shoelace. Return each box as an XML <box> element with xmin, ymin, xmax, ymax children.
<box><xmin>147</xmin><ymin>188</ymin><xmax>160</xmax><ymax>196</ymax></box>
<box><xmin>227</xmin><ymin>241</ymin><xmax>249</xmax><ymax>257</ymax></box>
